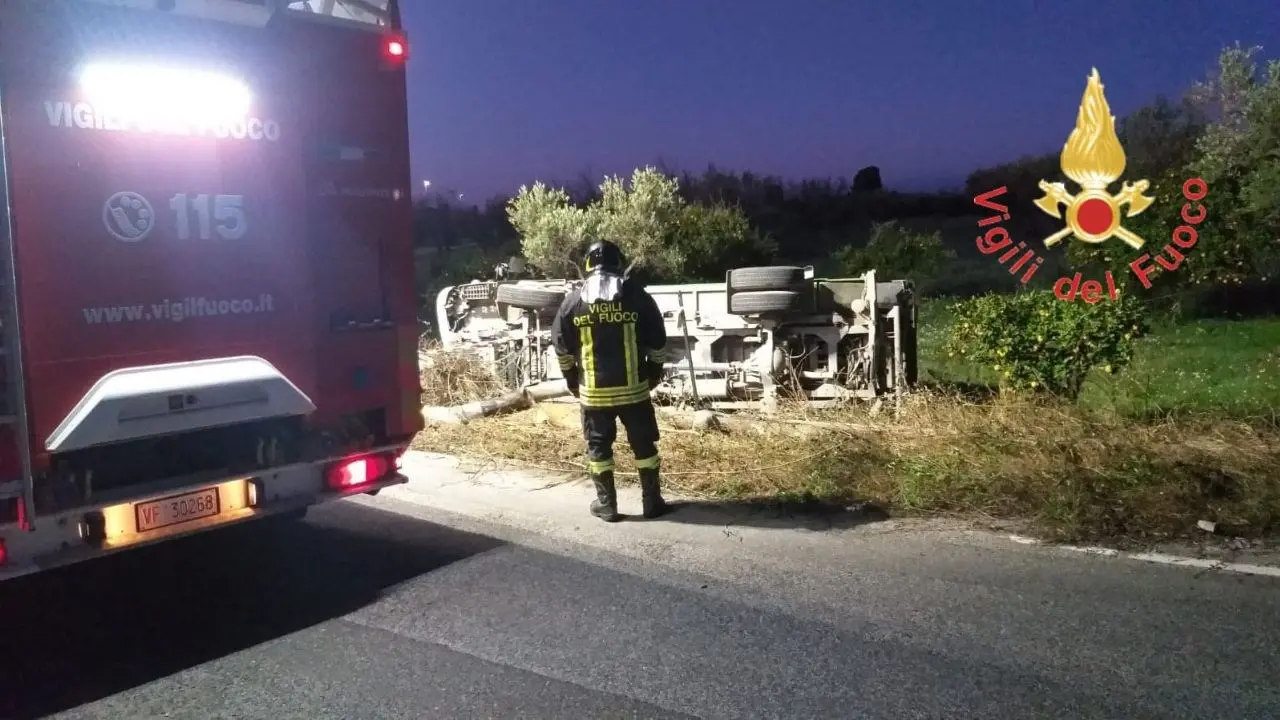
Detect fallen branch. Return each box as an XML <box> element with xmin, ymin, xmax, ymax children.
<box><xmin>423</xmin><ymin>380</ymin><xmax>572</xmax><ymax>424</ymax></box>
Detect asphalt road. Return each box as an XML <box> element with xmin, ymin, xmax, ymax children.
<box><xmin>1</xmin><ymin>494</ymin><xmax>1278</xmax><ymax>719</ymax></box>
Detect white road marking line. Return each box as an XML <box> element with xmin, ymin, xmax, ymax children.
<box><xmin>1060</xmin><ymin>546</ymin><xmax>1120</xmax><ymax>557</ymax></box>
<box><xmin>1011</xmin><ymin>537</ymin><xmax>1280</xmax><ymax>578</ymax></box>
<box><xmin>1128</xmin><ymin>552</ymin><xmax>1280</xmax><ymax>578</ymax></box>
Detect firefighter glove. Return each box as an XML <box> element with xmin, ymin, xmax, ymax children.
<box><xmin>564</xmin><ymin>367</ymin><xmax>580</xmax><ymax>397</ymax></box>
<box><xmin>646</xmin><ymin>361</ymin><xmax>664</xmax><ymax>390</ymax></box>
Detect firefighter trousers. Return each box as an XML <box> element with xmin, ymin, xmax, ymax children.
<box><xmin>580</xmin><ymin>400</ymin><xmax>660</xmax><ymax>474</ymax></box>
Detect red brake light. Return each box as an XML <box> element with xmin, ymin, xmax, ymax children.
<box><xmin>384</xmin><ymin>35</ymin><xmax>407</xmax><ymax>62</ymax></box>
<box><xmin>0</xmin><ymin>537</ymin><xmax>8</xmax><ymax>567</ymax></box>
<box><xmin>327</xmin><ymin>453</ymin><xmax>394</xmax><ymax>491</ymax></box>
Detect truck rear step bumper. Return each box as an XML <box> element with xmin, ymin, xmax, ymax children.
<box><xmin>0</xmin><ymin>448</ymin><xmax>408</xmax><ymax>581</ymax></box>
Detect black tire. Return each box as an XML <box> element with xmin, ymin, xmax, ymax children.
<box><xmin>495</xmin><ymin>284</ymin><xmax>565</xmax><ymax>310</ymax></box>
<box><xmin>726</xmin><ymin>266</ymin><xmax>807</xmax><ymax>292</ymax></box>
<box><xmin>728</xmin><ymin>290</ymin><xmax>802</xmax><ymax>314</ymax></box>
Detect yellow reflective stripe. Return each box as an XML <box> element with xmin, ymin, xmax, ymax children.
<box><xmin>579</xmin><ymin>386</ymin><xmax>652</xmax><ymax>408</ymax></box>
<box><xmin>579</xmin><ymin>326</ymin><xmax>595</xmax><ymax>388</ymax></box>
<box><xmin>588</xmin><ymin>458</ymin><xmax>615</xmax><ymax>473</ymax></box>
<box><xmin>581</xmin><ymin>382</ymin><xmax>650</xmax><ymax>397</ymax></box>
<box><xmin>556</xmin><ymin>353</ymin><xmax>575</xmax><ymax>370</ymax></box>
<box><xmin>580</xmin><ymin>396</ymin><xmax>651</xmax><ymax>409</ymax></box>
<box><xmin>648</xmin><ymin>347</ymin><xmax>669</xmax><ymax>362</ymax></box>
<box><xmin>623</xmin><ymin>323</ymin><xmax>638</xmax><ymax>388</ymax></box>
<box><xmin>635</xmin><ymin>454</ymin><xmax>660</xmax><ymax>469</ymax></box>
<box><xmin>580</xmin><ymin>387</ymin><xmax>650</xmax><ymax>400</ymax></box>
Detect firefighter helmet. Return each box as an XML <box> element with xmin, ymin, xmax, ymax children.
<box><xmin>582</xmin><ymin>240</ymin><xmax>626</xmax><ymax>275</ymax></box>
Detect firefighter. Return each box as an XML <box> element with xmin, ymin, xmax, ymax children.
<box><xmin>551</xmin><ymin>240</ymin><xmax>670</xmax><ymax>522</ymax></box>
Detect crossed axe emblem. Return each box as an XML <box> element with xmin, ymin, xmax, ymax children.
<box><xmin>1033</xmin><ymin>179</ymin><xmax>1154</xmax><ymax>250</ymax></box>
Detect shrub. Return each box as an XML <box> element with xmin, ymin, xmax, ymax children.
<box><xmin>944</xmin><ymin>291</ymin><xmax>1149</xmax><ymax>399</ymax></box>
<box><xmin>672</xmin><ymin>203</ymin><xmax>777</xmax><ymax>281</ymax></box>
<box><xmin>837</xmin><ymin>220</ymin><xmax>954</xmax><ymax>288</ymax></box>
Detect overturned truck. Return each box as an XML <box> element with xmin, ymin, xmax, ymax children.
<box><xmin>434</xmin><ymin>267</ymin><xmax>917</xmax><ymax>409</ymax></box>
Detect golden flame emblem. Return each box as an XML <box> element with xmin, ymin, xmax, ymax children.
<box><xmin>1034</xmin><ymin>68</ymin><xmax>1154</xmax><ymax>249</ymax></box>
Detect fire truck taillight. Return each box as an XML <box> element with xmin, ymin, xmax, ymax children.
<box><xmin>384</xmin><ymin>35</ymin><xmax>407</xmax><ymax>63</ymax></box>
<box><xmin>0</xmin><ymin>537</ymin><xmax>8</xmax><ymax>568</ymax></box>
<box><xmin>326</xmin><ymin>452</ymin><xmax>395</xmax><ymax>491</ymax></box>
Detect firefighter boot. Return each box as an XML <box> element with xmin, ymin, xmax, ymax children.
<box><xmin>589</xmin><ymin>471</ymin><xmax>621</xmax><ymax>522</ymax></box>
<box><xmin>639</xmin><ymin>467</ymin><xmax>669</xmax><ymax>519</ymax></box>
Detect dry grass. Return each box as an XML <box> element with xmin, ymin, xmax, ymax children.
<box><xmin>414</xmin><ymin>315</ymin><xmax>1280</xmax><ymax>542</ymax></box>
<box><xmin>412</xmin><ymin>382</ymin><xmax>1280</xmax><ymax>542</ymax></box>
<box><xmin>418</xmin><ymin>343</ymin><xmax>512</xmax><ymax>406</ymax></box>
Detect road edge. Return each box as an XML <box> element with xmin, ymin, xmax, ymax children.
<box><xmin>386</xmin><ymin>451</ymin><xmax>1280</xmax><ymax>578</ymax></box>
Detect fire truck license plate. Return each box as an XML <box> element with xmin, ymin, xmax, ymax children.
<box><xmin>135</xmin><ymin>487</ymin><xmax>222</xmax><ymax>533</ymax></box>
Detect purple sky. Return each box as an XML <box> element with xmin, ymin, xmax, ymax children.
<box><xmin>400</xmin><ymin>0</ymin><xmax>1279</xmax><ymax>204</ymax></box>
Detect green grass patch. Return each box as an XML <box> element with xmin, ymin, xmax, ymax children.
<box><xmin>920</xmin><ymin>298</ymin><xmax>1280</xmax><ymax>420</ymax></box>
<box><xmin>1080</xmin><ymin>318</ymin><xmax>1280</xmax><ymax>419</ymax></box>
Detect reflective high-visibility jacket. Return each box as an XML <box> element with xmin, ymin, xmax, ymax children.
<box><xmin>551</xmin><ymin>281</ymin><xmax>668</xmax><ymax>408</ymax></box>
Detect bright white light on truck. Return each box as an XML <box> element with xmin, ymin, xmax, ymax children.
<box><xmin>79</xmin><ymin>62</ymin><xmax>252</xmax><ymax>126</ymax></box>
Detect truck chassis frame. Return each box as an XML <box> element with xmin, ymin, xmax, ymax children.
<box><xmin>433</xmin><ymin>266</ymin><xmax>918</xmax><ymax>410</ymax></box>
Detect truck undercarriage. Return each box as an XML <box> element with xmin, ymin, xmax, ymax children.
<box><xmin>433</xmin><ymin>266</ymin><xmax>918</xmax><ymax>410</ymax></box>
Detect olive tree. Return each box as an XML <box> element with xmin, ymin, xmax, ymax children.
<box><xmin>507</xmin><ymin>166</ymin><xmax>769</xmax><ymax>280</ymax></box>
<box><xmin>505</xmin><ymin>182</ymin><xmax>597</xmax><ymax>278</ymax></box>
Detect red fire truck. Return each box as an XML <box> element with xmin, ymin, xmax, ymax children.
<box><xmin>0</xmin><ymin>0</ymin><xmax>422</xmax><ymax>580</ymax></box>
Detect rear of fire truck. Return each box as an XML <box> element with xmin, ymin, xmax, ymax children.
<box><xmin>0</xmin><ymin>0</ymin><xmax>423</xmax><ymax>580</ymax></box>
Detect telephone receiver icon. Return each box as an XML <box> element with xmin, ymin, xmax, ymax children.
<box><xmin>110</xmin><ymin>205</ymin><xmax>143</xmax><ymax>238</ymax></box>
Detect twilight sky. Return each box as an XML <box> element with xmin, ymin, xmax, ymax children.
<box><xmin>399</xmin><ymin>0</ymin><xmax>1280</xmax><ymax>204</ymax></box>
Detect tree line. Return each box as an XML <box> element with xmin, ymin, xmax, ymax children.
<box><xmin>415</xmin><ymin>44</ymin><xmax>1280</xmax><ymax>318</ymax></box>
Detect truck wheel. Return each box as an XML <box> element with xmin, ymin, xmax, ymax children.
<box><xmin>495</xmin><ymin>284</ymin><xmax>566</xmax><ymax>310</ymax></box>
<box><xmin>726</xmin><ymin>266</ymin><xmax>807</xmax><ymax>292</ymax></box>
<box><xmin>728</xmin><ymin>290</ymin><xmax>803</xmax><ymax>314</ymax></box>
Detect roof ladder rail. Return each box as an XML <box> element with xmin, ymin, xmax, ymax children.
<box><xmin>0</xmin><ymin>84</ymin><xmax>37</xmax><ymax>524</ymax></box>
